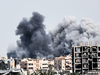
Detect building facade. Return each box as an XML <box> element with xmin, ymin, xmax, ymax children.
<box><xmin>21</xmin><ymin>58</ymin><xmax>50</xmax><ymax>73</ymax></box>
<box><xmin>54</xmin><ymin>55</ymin><xmax>72</xmax><ymax>72</ymax></box>
<box><xmin>72</xmin><ymin>42</ymin><xmax>100</xmax><ymax>74</ymax></box>
<box><xmin>21</xmin><ymin>55</ymin><xmax>72</xmax><ymax>74</ymax></box>
<box><xmin>65</xmin><ymin>54</ymin><xmax>72</xmax><ymax>72</ymax></box>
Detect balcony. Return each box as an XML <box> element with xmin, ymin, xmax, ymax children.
<box><xmin>98</xmin><ymin>64</ymin><xmax>100</xmax><ymax>68</ymax></box>
<box><xmin>82</xmin><ymin>53</ymin><xmax>88</xmax><ymax>58</ymax></box>
<box><xmin>83</xmin><ymin>64</ymin><xmax>88</xmax><ymax>69</ymax></box>
<box><xmin>75</xmin><ymin>64</ymin><xmax>81</xmax><ymax>68</ymax></box>
<box><xmin>93</xmin><ymin>63</ymin><xmax>98</xmax><ymax>69</ymax></box>
<box><xmin>66</xmin><ymin>66</ymin><xmax>71</xmax><ymax>70</ymax></box>
<box><xmin>92</xmin><ymin>46</ymin><xmax>97</xmax><ymax>52</ymax></box>
<box><xmin>75</xmin><ymin>53</ymin><xmax>81</xmax><ymax>57</ymax></box>
<box><xmin>83</xmin><ymin>55</ymin><xmax>88</xmax><ymax>58</ymax></box>
<box><xmin>75</xmin><ymin>59</ymin><xmax>81</xmax><ymax>63</ymax></box>
<box><xmin>83</xmin><ymin>46</ymin><xmax>89</xmax><ymax>52</ymax></box>
<box><xmin>98</xmin><ymin>59</ymin><xmax>100</xmax><ymax>62</ymax></box>
<box><xmin>98</xmin><ymin>47</ymin><xmax>100</xmax><ymax>52</ymax></box>
<box><xmin>83</xmin><ymin>49</ymin><xmax>88</xmax><ymax>52</ymax></box>
<box><xmin>92</xmin><ymin>53</ymin><xmax>97</xmax><ymax>58</ymax></box>
<box><xmin>75</xmin><ymin>47</ymin><xmax>81</xmax><ymax>52</ymax></box>
<box><xmin>83</xmin><ymin>59</ymin><xmax>88</xmax><ymax>63</ymax></box>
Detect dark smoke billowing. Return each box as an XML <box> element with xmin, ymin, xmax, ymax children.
<box><xmin>7</xmin><ymin>12</ymin><xmax>52</xmax><ymax>58</ymax></box>
<box><xmin>49</xmin><ymin>16</ymin><xmax>100</xmax><ymax>57</ymax></box>
<box><xmin>7</xmin><ymin>12</ymin><xmax>100</xmax><ymax>59</ymax></box>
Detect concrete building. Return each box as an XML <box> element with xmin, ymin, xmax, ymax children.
<box><xmin>72</xmin><ymin>42</ymin><xmax>100</xmax><ymax>74</ymax></box>
<box><xmin>20</xmin><ymin>55</ymin><xmax>72</xmax><ymax>74</ymax></box>
<box><xmin>54</xmin><ymin>56</ymin><xmax>65</xmax><ymax>70</ymax></box>
<box><xmin>0</xmin><ymin>56</ymin><xmax>7</xmax><ymax>60</ymax></box>
<box><xmin>48</xmin><ymin>59</ymin><xmax>54</xmax><ymax>70</ymax></box>
<box><xmin>21</xmin><ymin>58</ymin><xmax>49</xmax><ymax>74</ymax></box>
<box><xmin>20</xmin><ymin>58</ymin><xmax>27</xmax><ymax>71</ymax></box>
<box><xmin>0</xmin><ymin>58</ymin><xmax>24</xmax><ymax>75</ymax></box>
<box><xmin>39</xmin><ymin>58</ymin><xmax>49</xmax><ymax>70</ymax></box>
<box><xmin>54</xmin><ymin>55</ymin><xmax>72</xmax><ymax>72</ymax></box>
<box><xmin>65</xmin><ymin>54</ymin><xmax>72</xmax><ymax>72</ymax></box>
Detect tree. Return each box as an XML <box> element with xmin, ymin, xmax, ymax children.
<box><xmin>48</xmin><ymin>64</ymin><xmax>53</xmax><ymax>71</ymax></box>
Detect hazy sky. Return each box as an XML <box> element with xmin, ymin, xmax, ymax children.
<box><xmin>0</xmin><ymin>0</ymin><xmax>100</xmax><ymax>56</ymax></box>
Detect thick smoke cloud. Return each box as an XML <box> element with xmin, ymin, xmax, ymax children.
<box><xmin>7</xmin><ymin>47</ymin><xmax>27</xmax><ymax>59</ymax></box>
<box><xmin>7</xmin><ymin>12</ymin><xmax>51</xmax><ymax>58</ymax></box>
<box><xmin>50</xmin><ymin>16</ymin><xmax>100</xmax><ymax>57</ymax></box>
<box><xmin>7</xmin><ymin>12</ymin><xmax>100</xmax><ymax>59</ymax></box>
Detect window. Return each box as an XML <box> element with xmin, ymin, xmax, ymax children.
<box><xmin>42</xmin><ymin>63</ymin><xmax>48</xmax><ymax>65</ymax></box>
<box><xmin>66</xmin><ymin>61</ymin><xmax>69</xmax><ymax>64</ymax></box>
<box><xmin>29</xmin><ymin>67</ymin><xmax>33</xmax><ymax>69</ymax></box>
<box><xmin>75</xmin><ymin>47</ymin><xmax>80</xmax><ymax>52</ymax></box>
<box><xmin>76</xmin><ymin>59</ymin><xmax>81</xmax><ymax>63</ymax></box>
<box><xmin>24</xmin><ymin>67</ymin><xmax>27</xmax><ymax>70</ymax></box>
<box><xmin>29</xmin><ymin>63</ymin><xmax>33</xmax><ymax>65</ymax></box>
<box><xmin>83</xmin><ymin>59</ymin><xmax>87</xmax><ymax>62</ymax></box>
<box><xmin>43</xmin><ymin>59</ymin><xmax>45</xmax><ymax>61</ymax></box>
<box><xmin>24</xmin><ymin>63</ymin><xmax>27</xmax><ymax>66</ymax></box>
<box><xmin>43</xmin><ymin>67</ymin><xmax>48</xmax><ymax>68</ymax></box>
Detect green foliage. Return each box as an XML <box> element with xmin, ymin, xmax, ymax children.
<box><xmin>54</xmin><ymin>72</ymin><xmax>57</xmax><ymax>74</ymax></box>
<box><xmin>32</xmin><ymin>69</ymin><xmax>56</xmax><ymax>75</ymax></box>
<box><xmin>31</xmin><ymin>73</ymin><xmax>34</xmax><ymax>75</ymax></box>
<box><xmin>68</xmin><ymin>72</ymin><xmax>81</xmax><ymax>75</ymax></box>
<box><xmin>59</xmin><ymin>72</ymin><xmax>64</xmax><ymax>75</ymax></box>
<box><xmin>0</xmin><ymin>62</ymin><xmax>7</xmax><ymax>70</ymax></box>
<box><xmin>48</xmin><ymin>64</ymin><xmax>53</xmax><ymax>71</ymax></box>
<box><xmin>34</xmin><ymin>73</ymin><xmax>38</xmax><ymax>75</ymax></box>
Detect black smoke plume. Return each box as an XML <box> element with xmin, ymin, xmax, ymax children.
<box><xmin>7</xmin><ymin>12</ymin><xmax>52</xmax><ymax>58</ymax></box>
<box><xmin>7</xmin><ymin>13</ymin><xmax>100</xmax><ymax>59</ymax></box>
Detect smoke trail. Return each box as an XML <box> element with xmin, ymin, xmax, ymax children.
<box><xmin>50</xmin><ymin>16</ymin><xmax>100</xmax><ymax>57</ymax></box>
<box><xmin>7</xmin><ymin>12</ymin><xmax>51</xmax><ymax>58</ymax></box>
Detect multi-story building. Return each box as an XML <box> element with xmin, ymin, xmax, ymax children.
<box><xmin>65</xmin><ymin>54</ymin><xmax>72</xmax><ymax>72</ymax></box>
<box><xmin>21</xmin><ymin>58</ymin><xmax>50</xmax><ymax>73</ymax></box>
<box><xmin>72</xmin><ymin>42</ymin><xmax>100</xmax><ymax>74</ymax></box>
<box><xmin>54</xmin><ymin>56</ymin><xmax>65</xmax><ymax>70</ymax></box>
<box><xmin>21</xmin><ymin>55</ymin><xmax>72</xmax><ymax>74</ymax></box>
<box><xmin>48</xmin><ymin>59</ymin><xmax>54</xmax><ymax>70</ymax></box>
<box><xmin>21</xmin><ymin>58</ymin><xmax>36</xmax><ymax>71</ymax></box>
<box><xmin>20</xmin><ymin>58</ymin><xmax>28</xmax><ymax>71</ymax></box>
<box><xmin>54</xmin><ymin>55</ymin><xmax>72</xmax><ymax>72</ymax></box>
<box><xmin>39</xmin><ymin>58</ymin><xmax>49</xmax><ymax>70</ymax></box>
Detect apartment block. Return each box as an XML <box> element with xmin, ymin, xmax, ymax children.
<box><xmin>54</xmin><ymin>56</ymin><xmax>65</xmax><ymax>70</ymax></box>
<box><xmin>39</xmin><ymin>58</ymin><xmax>49</xmax><ymax>70</ymax></box>
<box><xmin>21</xmin><ymin>58</ymin><xmax>50</xmax><ymax>73</ymax></box>
<box><xmin>21</xmin><ymin>58</ymin><xmax>36</xmax><ymax>71</ymax></box>
<box><xmin>54</xmin><ymin>55</ymin><xmax>72</xmax><ymax>72</ymax></box>
<box><xmin>65</xmin><ymin>54</ymin><xmax>72</xmax><ymax>72</ymax></box>
<box><xmin>21</xmin><ymin>55</ymin><xmax>72</xmax><ymax>74</ymax></box>
<box><xmin>72</xmin><ymin>42</ymin><xmax>100</xmax><ymax>74</ymax></box>
<box><xmin>48</xmin><ymin>59</ymin><xmax>54</xmax><ymax>70</ymax></box>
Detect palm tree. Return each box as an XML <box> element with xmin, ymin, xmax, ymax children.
<box><xmin>48</xmin><ymin>64</ymin><xmax>53</xmax><ymax>71</ymax></box>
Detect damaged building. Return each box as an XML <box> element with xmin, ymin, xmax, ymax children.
<box><xmin>72</xmin><ymin>42</ymin><xmax>100</xmax><ymax>74</ymax></box>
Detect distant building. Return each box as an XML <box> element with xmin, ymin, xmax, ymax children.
<box><xmin>72</xmin><ymin>42</ymin><xmax>100</xmax><ymax>74</ymax></box>
<box><xmin>54</xmin><ymin>54</ymin><xmax>72</xmax><ymax>72</ymax></box>
<box><xmin>54</xmin><ymin>56</ymin><xmax>65</xmax><ymax>70</ymax></box>
<box><xmin>65</xmin><ymin>54</ymin><xmax>72</xmax><ymax>72</ymax></box>
<box><xmin>0</xmin><ymin>56</ymin><xmax>7</xmax><ymax>60</ymax></box>
<box><xmin>21</xmin><ymin>58</ymin><xmax>50</xmax><ymax>74</ymax></box>
<box><xmin>0</xmin><ymin>57</ymin><xmax>24</xmax><ymax>75</ymax></box>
